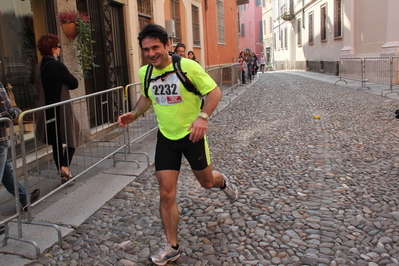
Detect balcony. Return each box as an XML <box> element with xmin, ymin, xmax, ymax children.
<box><xmin>236</xmin><ymin>0</ymin><xmax>249</xmax><ymax>5</ymax></box>
<box><xmin>280</xmin><ymin>0</ymin><xmax>294</xmax><ymax>21</ymax></box>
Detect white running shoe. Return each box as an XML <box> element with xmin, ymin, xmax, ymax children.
<box><xmin>221</xmin><ymin>174</ymin><xmax>239</xmax><ymax>202</ymax></box>
<box><xmin>150</xmin><ymin>242</ymin><xmax>181</xmax><ymax>266</ymax></box>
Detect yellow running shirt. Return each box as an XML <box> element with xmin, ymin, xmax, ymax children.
<box><xmin>139</xmin><ymin>57</ymin><xmax>216</xmax><ymax>140</ymax></box>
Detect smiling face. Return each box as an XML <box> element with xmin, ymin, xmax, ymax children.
<box><xmin>141</xmin><ymin>37</ymin><xmax>171</xmax><ymax>69</ymax></box>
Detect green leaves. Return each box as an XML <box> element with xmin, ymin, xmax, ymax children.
<box><xmin>76</xmin><ymin>17</ymin><xmax>98</xmax><ymax>77</ymax></box>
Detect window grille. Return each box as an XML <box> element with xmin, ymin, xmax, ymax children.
<box><xmin>321</xmin><ymin>5</ymin><xmax>327</xmax><ymax>41</ymax></box>
<box><xmin>171</xmin><ymin>0</ymin><xmax>182</xmax><ymax>43</ymax></box>
<box><xmin>217</xmin><ymin>0</ymin><xmax>225</xmax><ymax>43</ymax></box>
<box><xmin>309</xmin><ymin>12</ymin><xmax>314</xmax><ymax>44</ymax></box>
<box><xmin>137</xmin><ymin>0</ymin><xmax>152</xmax><ymax>16</ymax></box>
<box><xmin>297</xmin><ymin>18</ymin><xmax>301</xmax><ymax>46</ymax></box>
<box><xmin>334</xmin><ymin>0</ymin><xmax>342</xmax><ymax>38</ymax></box>
<box><xmin>192</xmin><ymin>5</ymin><xmax>201</xmax><ymax>46</ymax></box>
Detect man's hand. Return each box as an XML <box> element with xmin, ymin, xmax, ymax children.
<box><xmin>118</xmin><ymin>112</ymin><xmax>135</xmax><ymax>128</ymax></box>
<box><xmin>188</xmin><ymin>118</ymin><xmax>208</xmax><ymax>143</ymax></box>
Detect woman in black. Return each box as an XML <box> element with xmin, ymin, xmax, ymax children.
<box><xmin>35</xmin><ymin>34</ymin><xmax>80</xmax><ymax>184</ymax></box>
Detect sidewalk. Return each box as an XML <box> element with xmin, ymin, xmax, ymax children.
<box><xmin>1</xmin><ymin>70</ymin><xmax>398</xmax><ymax>265</ymax></box>
<box><xmin>285</xmin><ymin>70</ymin><xmax>399</xmax><ymax>101</ymax></box>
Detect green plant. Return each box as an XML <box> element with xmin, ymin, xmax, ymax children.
<box><xmin>59</xmin><ymin>11</ymin><xmax>97</xmax><ymax>77</ymax></box>
<box><xmin>76</xmin><ymin>15</ymin><xmax>97</xmax><ymax>77</ymax></box>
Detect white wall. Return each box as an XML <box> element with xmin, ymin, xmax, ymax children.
<box><xmin>272</xmin><ymin>0</ymin><xmax>399</xmax><ymax>70</ymax></box>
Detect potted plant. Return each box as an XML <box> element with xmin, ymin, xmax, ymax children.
<box><xmin>59</xmin><ymin>11</ymin><xmax>79</xmax><ymax>41</ymax></box>
<box><xmin>59</xmin><ymin>11</ymin><xmax>96</xmax><ymax>77</ymax></box>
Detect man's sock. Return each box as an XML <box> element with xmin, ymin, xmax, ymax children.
<box><xmin>172</xmin><ymin>244</ymin><xmax>179</xmax><ymax>250</ymax></box>
<box><xmin>220</xmin><ymin>180</ymin><xmax>226</xmax><ymax>189</ymax></box>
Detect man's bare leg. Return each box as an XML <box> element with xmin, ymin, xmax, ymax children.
<box><xmin>156</xmin><ymin>170</ymin><xmax>179</xmax><ymax>246</ymax></box>
<box><xmin>193</xmin><ymin>165</ymin><xmax>239</xmax><ymax>202</ymax></box>
<box><xmin>193</xmin><ymin>165</ymin><xmax>224</xmax><ymax>189</ymax></box>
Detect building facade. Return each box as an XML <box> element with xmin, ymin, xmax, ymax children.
<box><xmin>271</xmin><ymin>0</ymin><xmax>399</xmax><ymax>75</ymax></box>
<box><xmin>0</xmin><ymin>0</ymin><xmax>241</xmax><ymax>147</ymax></box>
<box><xmin>262</xmin><ymin>0</ymin><xmax>273</xmax><ymax>66</ymax></box>
<box><xmin>202</xmin><ymin>0</ymin><xmax>241</xmax><ymax>67</ymax></box>
<box><xmin>239</xmin><ymin>0</ymin><xmax>263</xmax><ymax>56</ymax></box>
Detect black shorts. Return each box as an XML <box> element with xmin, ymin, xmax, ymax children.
<box><xmin>155</xmin><ymin>130</ymin><xmax>210</xmax><ymax>171</ymax></box>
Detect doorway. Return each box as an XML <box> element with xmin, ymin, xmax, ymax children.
<box><xmin>83</xmin><ymin>0</ymin><xmax>129</xmax><ymax>127</ymax></box>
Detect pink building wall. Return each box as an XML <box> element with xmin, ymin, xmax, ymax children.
<box><xmin>239</xmin><ymin>0</ymin><xmax>263</xmax><ymax>56</ymax></box>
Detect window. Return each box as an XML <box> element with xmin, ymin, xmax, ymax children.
<box><xmin>309</xmin><ymin>12</ymin><xmax>314</xmax><ymax>44</ymax></box>
<box><xmin>280</xmin><ymin>30</ymin><xmax>283</xmax><ymax>49</ymax></box>
<box><xmin>256</xmin><ymin>0</ymin><xmax>262</xmax><ymax>7</ymax></box>
<box><xmin>269</xmin><ymin>17</ymin><xmax>272</xmax><ymax>33</ymax></box>
<box><xmin>171</xmin><ymin>0</ymin><xmax>182</xmax><ymax>42</ymax></box>
<box><xmin>192</xmin><ymin>5</ymin><xmax>201</xmax><ymax>46</ymax></box>
<box><xmin>284</xmin><ymin>27</ymin><xmax>287</xmax><ymax>48</ymax></box>
<box><xmin>297</xmin><ymin>18</ymin><xmax>302</xmax><ymax>46</ymax></box>
<box><xmin>241</xmin><ymin>23</ymin><xmax>245</xmax><ymax>37</ymax></box>
<box><xmin>274</xmin><ymin>32</ymin><xmax>276</xmax><ymax>49</ymax></box>
<box><xmin>321</xmin><ymin>5</ymin><xmax>327</xmax><ymax>41</ymax></box>
<box><xmin>334</xmin><ymin>0</ymin><xmax>342</xmax><ymax>38</ymax></box>
<box><xmin>216</xmin><ymin>0</ymin><xmax>225</xmax><ymax>43</ymax></box>
<box><xmin>263</xmin><ymin>20</ymin><xmax>266</xmax><ymax>35</ymax></box>
<box><xmin>259</xmin><ymin>21</ymin><xmax>263</xmax><ymax>42</ymax></box>
<box><xmin>137</xmin><ymin>0</ymin><xmax>152</xmax><ymax>16</ymax></box>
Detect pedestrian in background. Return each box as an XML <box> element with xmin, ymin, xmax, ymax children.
<box><xmin>259</xmin><ymin>52</ymin><xmax>266</xmax><ymax>73</ymax></box>
<box><xmin>245</xmin><ymin>48</ymin><xmax>253</xmax><ymax>82</ymax></box>
<box><xmin>35</xmin><ymin>34</ymin><xmax>80</xmax><ymax>184</ymax></box>
<box><xmin>187</xmin><ymin>50</ymin><xmax>199</xmax><ymax>64</ymax></box>
<box><xmin>118</xmin><ymin>24</ymin><xmax>239</xmax><ymax>266</ymax></box>
<box><xmin>253</xmin><ymin>53</ymin><xmax>259</xmax><ymax>78</ymax></box>
<box><xmin>238</xmin><ymin>52</ymin><xmax>247</xmax><ymax>84</ymax></box>
<box><xmin>0</xmin><ymin>81</ymin><xmax>40</xmax><ymax>236</ymax></box>
<box><xmin>174</xmin><ymin>42</ymin><xmax>186</xmax><ymax>57</ymax></box>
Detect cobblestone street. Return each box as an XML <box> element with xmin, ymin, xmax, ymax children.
<box><xmin>29</xmin><ymin>73</ymin><xmax>399</xmax><ymax>266</ymax></box>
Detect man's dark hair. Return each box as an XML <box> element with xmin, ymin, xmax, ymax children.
<box><xmin>138</xmin><ymin>24</ymin><xmax>169</xmax><ymax>49</ymax></box>
<box><xmin>174</xmin><ymin>43</ymin><xmax>186</xmax><ymax>53</ymax></box>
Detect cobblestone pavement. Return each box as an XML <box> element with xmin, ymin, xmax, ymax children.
<box><xmin>28</xmin><ymin>73</ymin><xmax>399</xmax><ymax>266</ymax></box>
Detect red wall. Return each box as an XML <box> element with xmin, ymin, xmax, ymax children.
<box><xmin>203</xmin><ymin>1</ymin><xmax>240</xmax><ymax>68</ymax></box>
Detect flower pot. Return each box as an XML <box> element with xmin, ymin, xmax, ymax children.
<box><xmin>61</xmin><ymin>22</ymin><xmax>78</xmax><ymax>42</ymax></box>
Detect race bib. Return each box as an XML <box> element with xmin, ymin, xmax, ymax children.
<box><xmin>150</xmin><ymin>73</ymin><xmax>183</xmax><ymax>105</ymax></box>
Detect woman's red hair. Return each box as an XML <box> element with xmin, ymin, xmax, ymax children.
<box><xmin>37</xmin><ymin>34</ymin><xmax>60</xmax><ymax>56</ymax></box>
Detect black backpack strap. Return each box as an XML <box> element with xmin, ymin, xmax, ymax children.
<box><xmin>144</xmin><ymin>64</ymin><xmax>153</xmax><ymax>98</ymax></box>
<box><xmin>171</xmin><ymin>54</ymin><xmax>202</xmax><ymax>97</ymax></box>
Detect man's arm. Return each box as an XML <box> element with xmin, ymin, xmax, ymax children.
<box><xmin>188</xmin><ymin>86</ymin><xmax>221</xmax><ymax>143</ymax></box>
<box><xmin>0</xmin><ymin>85</ymin><xmax>21</xmax><ymax>120</ymax></box>
<box><xmin>200</xmin><ymin>86</ymin><xmax>222</xmax><ymax>117</ymax></box>
<box><xmin>118</xmin><ymin>95</ymin><xmax>152</xmax><ymax>127</ymax></box>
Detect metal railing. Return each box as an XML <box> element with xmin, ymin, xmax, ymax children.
<box><xmin>1</xmin><ymin>85</ymin><xmax>158</xmax><ymax>257</ymax></box>
<box><xmin>335</xmin><ymin>56</ymin><xmax>399</xmax><ymax>96</ymax></box>
<box><xmin>0</xmin><ymin>117</ymin><xmax>62</xmax><ymax>257</ymax></box>
<box><xmin>207</xmin><ymin>63</ymin><xmax>244</xmax><ymax>107</ymax></box>
<box><xmin>0</xmin><ymin>62</ymin><xmax>242</xmax><ymax>257</ymax></box>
